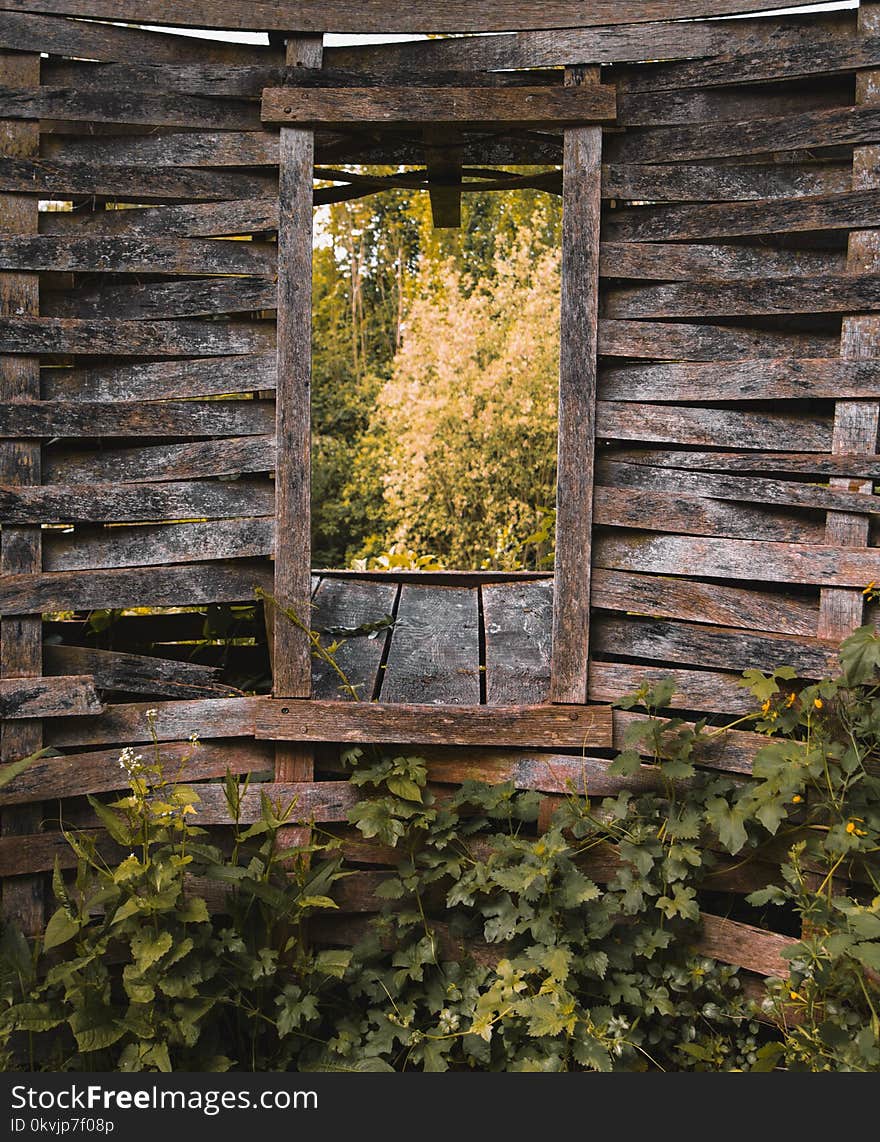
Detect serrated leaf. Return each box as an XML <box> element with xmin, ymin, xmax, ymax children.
<box><xmin>314</xmin><ymin>948</ymin><xmax>353</xmax><ymax>979</ymax></box>
<box><xmin>130</xmin><ymin>929</ymin><xmax>173</xmax><ymax>971</ymax></box>
<box><xmin>608</xmin><ymin>750</ymin><xmax>642</xmax><ymax>777</ymax></box>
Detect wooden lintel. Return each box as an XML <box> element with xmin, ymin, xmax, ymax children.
<box><xmin>261</xmin><ymin>85</ymin><xmax>617</xmax><ymax>129</ymax></box>
<box><xmin>255</xmin><ymin>699</ymin><xmax>613</xmax><ymax>750</ymax></box>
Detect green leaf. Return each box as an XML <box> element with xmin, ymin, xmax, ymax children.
<box><xmin>839</xmin><ymin>624</ymin><xmax>880</xmax><ymax>685</ymax></box>
<box><xmin>0</xmin><ymin>746</ymin><xmax>50</xmax><ymax>791</ymax></box>
<box><xmin>705</xmin><ymin>797</ymin><xmax>749</xmax><ymax>854</ymax></box>
<box><xmin>750</xmin><ymin>1042</ymin><xmax>785</xmax><ymax>1072</ymax></box>
<box><xmin>87</xmin><ymin>795</ymin><xmax>133</xmax><ymax>846</ymax></box>
<box><xmin>386</xmin><ymin>776</ymin><xmax>423</xmax><ymax>802</ymax></box>
<box><xmin>42</xmin><ymin>906</ymin><xmax>79</xmax><ymax>951</ymax></box>
<box><xmin>130</xmin><ymin>929</ymin><xmax>173</xmax><ymax>972</ymax></box>
<box><xmin>608</xmin><ymin>750</ymin><xmax>642</xmax><ymax>777</ymax></box>
<box><xmin>314</xmin><ymin>948</ymin><xmax>353</xmax><ymax>979</ymax></box>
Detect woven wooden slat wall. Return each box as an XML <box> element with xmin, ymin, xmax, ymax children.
<box><xmin>0</xmin><ymin>3</ymin><xmax>877</xmax><ymax>981</ymax></box>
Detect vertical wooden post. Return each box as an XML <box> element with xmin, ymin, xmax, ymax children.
<box><xmin>550</xmin><ymin>65</ymin><xmax>602</xmax><ymax>705</ymax></box>
<box><xmin>0</xmin><ymin>50</ymin><xmax>42</xmax><ymax>934</ymax></box>
<box><xmin>273</xmin><ymin>33</ymin><xmax>322</xmax><ymax>791</ymax></box>
<box><xmin>818</xmin><ymin>1</ymin><xmax>880</xmax><ymax>642</ymax></box>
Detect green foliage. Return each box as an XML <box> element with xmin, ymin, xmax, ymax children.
<box><xmin>4</xmin><ymin>626</ymin><xmax>880</xmax><ymax>1072</ymax></box>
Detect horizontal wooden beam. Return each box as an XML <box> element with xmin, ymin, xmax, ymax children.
<box><xmin>261</xmin><ymin>85</ymin><xmax>616</xmax><ymax>128</ymax></box>
<box><xmin>0</xmin><ymin>674</ymin><xmax>102</xmax><ymax>719</ymax></box>
<box><xmin>255</xmin><ymin>699</ymin><xmax>613</xmax><ymax>749</ymax></box>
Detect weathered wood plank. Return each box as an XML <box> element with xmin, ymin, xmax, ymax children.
<box><xmin>0</xmin><ymin>236</ymin><xmax>275</xmax><ymax>276</ymax></box>
<box><xmin>0</xmin><ymin>47</ymin><xmax>41</xmax><ymax>932</ymax></box>
<box><xmin>589</xmin><ymin>661</ymin><xmax>755</xmax><ymax>716</ymax></box>
<box><xmin>0</xmin><ymin>674</ymin><xmax>102</xmax><ymax>719</ymax></box>
<box><xmin>256</xmin><ymin>698</ymin><xmax>613</xmax><ymax>750</ymax></box>
<box><xmin>606</xmin><ymin>188</ymin><xmax>880</xmax><ymax>243</ymax></box>
<box><xmin>0</xmin><ymin>0</ymin><xmax>809</xmax><ymax>34</ymax></box>
<box><xmin>596</xmin><ymin>402</ymin><xmax>832</xmax><ymax>451</ymax></box>
<box><xmin>45</xmin><ymin>697</ymin><xmax>259</xmax><ymax>750</ymax></box>
<box><xmin>0</xmin><ymin>562</ymin><xmax>272</xmax><ymax>616</ymax></box>
<box><xmin>552</xmin><ymin>65</ymin><xmax>601</xmax><ymax>707</ymax></box>
<box><xmin>44</xmin><ymin>645</ymin><xmax>230</xmax><ymax>700</ymax></box>
<box><xmin>0</xmin><ymin>739</ymin><xmax>274</xmax><ymax>808</ymax></box>
<box><xmin>698</xmin><ymin>913</ymin><xmax>794</xmax><ymax>978</ymax></box>
<box><xmin>44</xmin><ymin>436</ymin><xmax>275</xmax><ymax>486</ymax></box>
<box><xmin>0</xmin><ymin>478</ymin><xmax>274</xmax><ymax>525</ymax></box>
<box><xmin>42</xmin><ymin>129</ymin><xmax>280</xmax><ymax>169</ymax></box>
<box><xmin>595</xmin><ymin>485</ymin><xmax>825</xmax><ymax>544</ymax></box>
<box><xmin>593</xmin><ymin>532</ymin><xmax>880</xmax><ymax>590</ymax></box>
<box><xmin>309</xmin><ymin>578</ymin><xmax>398</xmax><ymax>702</ymax></box>
<box><xmin>599</xmin><ymin>458</ymin><xmax>880</xmax><ymax>518</ymax></box>
<box><xmin>41</xmin><ymin>354</ymin><xmax>277</xmax><ymax>403</ymax></box>
<box><xmin>483</xmin><ymin>580</ymin><xmax>552</xmax><ymax>706</ymax></box>
<box><xmin>616</xmin><ymin>82</ymin><xmax>850</xmax><ymax>129</ymax></box>
<box><xmin>599</xmin><ymin>359</ymin><xmax>880</xmax><ymax>403</ymax></box>
<box><xmin>595</xmin><ymin>615</ymin><xmax>837</xmax><ymax>679</ymax></box>
<box><xmin>380</xmin><ymin>585</ymin><xmax>480</xmax><ymax>705</ymax></box>
<box><xmin>40</xmin><ymin>200</ymin><xmax>279</xmax><ymax>239</ymax></box>
<box><xmin>821</xmin><ymin>2</ymin><xmax>880</xmax><ymax>643</ymax></box>
<box><xmin>45</xmin><ymin>277</ymin><xmax>277</xmax><ymax>322</ymax></box>
<box><xmin>602</xmin><ymin>161</ymin><xmax>852</xmax><ymax>204</ymax></box>
<box><xmin>43</xmin><ymin>517</ymin><xmax>274</xmax><ymax>572</ymax></box>
<box><xmin>606</xmin><ymin>447</ymin><xmax>880</xmax><ymax>477</ymax></box>
<box><xmin>0</xmin><ymin>317</ymin><xmax>273</xmax><ymax>357</ymax></box>
<box><xmin>0</xmin><ymin>10</ymin><xmax>278</xmax><ymax>65</ymax></box>
<box><xmin>591</xmin><ymin>565</ymin><xmax>819</xmax><ymax>637</ymax></box>
<box><xmin>262</xmin><ymin>85</ymin><xmax>616</xmax><ymax>128</ymax></box>
<box><xmin>424</xmin><ymin>125</ymin><xmax>462</xmax><ymax>230</ymax></box>
<box><xmin>609</xmin><ymin>104</ymin><xmax>880</xmax><ymax>165</ymax></box>
<box><xmin>600</xmin><ymin>242</ymin><xmax>843</xmax><ymax>283</ymax></box>
<box><xmin>1</xmin><ymin>399</ymin><xmax>273</xmax><ymax>438</ymax></box>
<box><xmin>598</xmin><ymin>319</ymin><xmax>837</xmax><ymax>361</ymax></box>
<box><xmin>0</xmin><ymin>158</ymin><xmax>276</xmax><ymax>202</ymax></box>
<box><xmin>0</xmin><ymin>85</ymin><xmax>261</xmax><ymax>130</ymax></box>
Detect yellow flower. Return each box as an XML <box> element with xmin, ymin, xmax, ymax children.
<box><xmin>863</xmin><ymin>581</ymin><xmax>877</xmax><ymax>595</ymax></box>
<box><xmin>846</xmin><ymin>818</ymin><xmax>867</xmax><ymax>837</ymax></box>
<box><xmin>785</xmin><ymin>692</ymin><xmax>796</xmax><ymax>707</ymax></box>
<box><xmin>789</xmin><ymin>990</ymin><xmax>805</xmax><ymax>1003</ymax></box>
<box><xmin>813</xmin><ymin>698</ymin><xmax>823</xmax><ymax>710</ymax></box>
<box><xmin>792</xmin><ymin>795</ymin><xmax>803</xmax><ymax>804</ymax></box>
<box><xmin>761</xmin><ymin>699</ymin><xmax>772</xmax><ymax>715</ymax></box>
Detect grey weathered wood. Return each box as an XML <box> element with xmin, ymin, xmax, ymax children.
<box><xmin>40</xmin><ymin>200</ymin><xmax>279</xmax><ymax>239</ymax></box>
<box><xmin>609</xmin><ymin>104</ymin><xmax>880</xmax><ymax>165</ymax></box>
<box><xmin>0</xmin><ymin>478</ymin><xmax>274</xmax><ymax>525</ymax></box>
<box><xmin>44</xmin><ymin>436</ymin><xmax>275</xmax><ymax>485</ymax></box>
<box><xmin>0</xmin><ymin>236</ymin><xmax>275</xmax><ymax>276</ymax></box>
<box><xmin>261</xmin><ymin>84</ymin><xmax>616</xmax><ymax>129</ymax></box>
<box><xmin>41</xmin><ymin>354</ymin><xmax>277</xmax><ymax>403</ymax></box>
<box><xmin>0</xmin><ymin>675</ymin><xmax>102</xmax><ymax>719</ymax></box>
<box><xmin>0</xmin><ymin>86</ymin><xmax>261</xmax><ymax>130</ymax></box>
<box><xmin>255</xmin><ymin>698</ymin><xmax>614</xmax><ymax>750</ymax></box>
<box><xmin>0</xmin><ymin>10</ymin><xmax>278</xmax><ymax>64</ymax></box>
<box><xmin>616</xmin><ymin>82</ymin><xmax>848</xmax><ymax>128</ymax></box>
<box><xmin>598</xmin><ymin>319</ymin><xmax>837</xmax><ymax>361</ymax></box>
<box><xmin>595</xmin><ymin>485</ymin><xmax>825</xmax><ymax>544</ymax></box>
<box><xmin>594</xmin><ymin>615</ymin><xmax>837</xmax><ymax>679</ymax></box>
<box><xmin>591</xmin><ymin>566</ymin><xmax>818</xmax><ymax>638</ymax></box>
<box><xmin>45</xmin><ymin>277</ymin><xmax>277</xmax><ymax>321</ymax></box>
<box><xmin>0</xmin><ymin>0</ymin><xmax>806</xmax><ymax>33</ymax></box>
<box><xmin>602</xmin><ymin>161</ymin><xmax>852</xmax><ymax>204</ymax></box>
<box><xmin>309</xmin><ymin>578</ymin><xmax>398</xmax><ymax>701</ymax></box>
<box><xmin>380</xmin><ymin>585</ymin><xmax>480</xmax><ymax>705</ymax></box>
<box><xmin>593</xmin><ymin>532</ymin><xmax>880</xmax><ymax>590</ymax></box>
<box><xmin>0</xmin><ymin>562</ymin><xmax>273</xmax><ymax>616</ymax></box>
<box><xmin>483</xmin><ymin>580</ymin><xmax>552</xmax><ymax>706</ymax></box>
<box><xmin>0</xmin><ymin>48</ymin><xmax>41</xmax><ymax>933</ymax></box>
<box><xmin>605</xmin><ymin>273</ymin><xmax>880</xmax><ymax>320</ymax></box>
<box><xmin>600</xmin><ymin>242</ymin><xmax>843</xmax><ymax>283</ymax></box>
<box><xmin>273</xmin><ymin>34</ymin><xmax>320</xmax><ymax>704</ymax></box>
<box><xmin>44</xmin><ymin>696</ymin><xmax>259</xmax><ymax>750</ymax></box>
<box><xmin>0</xmin><ymin>317</ymin><xmax>273</xmax><ymax>357</ymax></box>
<box><xmin>821</xmin><ymin>2</ymin><xmax>880</xmax><ymax>643</ymax></box>
<box><xmin>44</xmin><ymin>645</ymin><xmax>231</xmax><ymax>700</ymax></box>
<box><xmin>1</xmin><ymin>399</ymin><xmax>273</xmax><ymax>438</ymax></box>
<box><xmin>0</xmin><ymin>739</ymin><xmax>274</xmax><ymax>808</ymax></box>
<box><xmin>43</xmin><ymin>517</ymin><xmax>274</xmax><ymax>572</ymax></box>
<box><xmin>589</xmin><ymin>661</ymin><xmax>754</xmax><ymax>716</ymax></box>
<box><xmin>552</xmin><ymin>66</ymin><xmax>601</xmax><ymax>706</ymax></box>
<box><xmin>42</xmin><ymin>129</ymin><xmax>280</xmax><ymax>169</ymax></box>
<box><xmin>607</xmin><ymin>188</ymin><xmax>880</xmax><ymax>243</ymax></box>
<box><xmin>596</xmin><ymin>402</ymin><xmax>832</xmax><ymax>451</ymax></box>
<box><xmin>599</xmin><ymin>458</ymin><xmax>880</xmax><ymax>518</ymax></box>
<box><xmin>599</xmin><ymin>359</ymin><xmax>880</xmax><ymax>403</ymax></box>
<box><xmin>0</xmin><ymin>158</ymin><xmax>276</xmax><ymax>203</ymax></box>
<box><xmin>42</xmin><ymin>60</ymin><xmax>285</xmax><ymax>98</ymax></box>
<box><xmin>606</xmin><ymin>447</ymin><xmax>880</xmax><ymax>477</ymax></box>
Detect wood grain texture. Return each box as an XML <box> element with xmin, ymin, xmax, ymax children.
<box><xmin>39</xmin><ymin>200</ymin><xmax>279</xmax><ymax>239</ymax></box>
<box><xmin>483</xmin><ymin>580</ymin><xmax>552</xmax><ymax>706</ymax></box>
<box><xmin>44</xmin><ymin>697</ymin><xmax>259</xmax><ymax>750</ymax></box>
<box><xmin>1</xmin><ymin>399</ymin><xmax>273</xmax><ymax>438</ymax></box>
<box><xmin>380</xmin><ymin>584</ymin><xmax>480</xmax><ymax>705</ymax></box>
<box><xmin>0</xmin><ymin>675</ymin><xmax>102</xmax><ymax>719</ymax></box>
<box><xmin>44</xmin><ymin>436</ymin><xmax>275</xmax><ymax>486</ymax></box>
<box><xmin>45</xmin><ymin>277</ymin><xmax>277</xmax><ymax>322</ymax></box>
<box><xmin>0</xmin><ymin>48</ymin><xmax>41</xmax><ymax>933</ymax></box>
<box><xmin>600</xmin><ymin>242</ymin><xmax>843</xmax><ymax>283</ymax></box>
<box><xmin>255</xmin><ymin>699</ymin><xmax>613</xmax><ymax>750</ymax></box>
<box><xmin>596</xmin><ymin>402</ymin><xmax>832</xmax><ymax>451</ymax></box>
<box><xmin>602</xmin><ymin>160</ymin><xmax>852</xmax><ymax>204</ymax></box>
<box><xmin>309</xmin><ymin>578</ymin><xmax>397</xmax><ymax>702</ymax></box>
<box><xmin>44</xmin><ymin>645</ymin><xmax>233</xmax><ymax>700</ymax></box>
<box><xmin>551</xmin><ymin>66</ymin><xmax>601</xmax><ymax>706</ymax></box>
<box><xmin>821</xmin><ymin>1</ymin><xmax>880</xmax><ymax>642</ymax></box>
<box><xmin>0</xmin><ymin>317</ymin><xmax>273</xmax><ymax>358</ymax></box>
<box><xmin>41</xmin><ymin>354</ymin><xmax>277</xmax><ymax>403</ymax></box>
<box><xmin>598</xmin><ymin>319</ymin><xmax>837</xmax><ymax>361</ymax></box>
<box><xmin>0</xmin><ymin>236</ymin><xmax>275</xmax><ymax>276</ymax></box>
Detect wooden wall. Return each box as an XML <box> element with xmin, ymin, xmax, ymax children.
<box><xmin>1</xmin><ymin>2</ymin><xmax>878</xmax><ymax>982</ymax></box>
